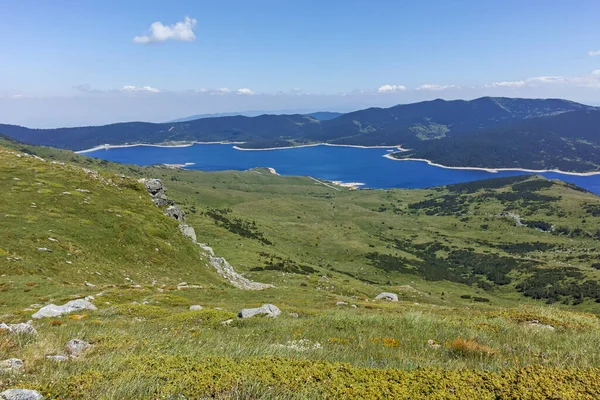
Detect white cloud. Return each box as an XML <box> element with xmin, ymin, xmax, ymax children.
<box><xmin>10</xmin><ymin>94</ymin><xmax>32</xmax><ymax>99</ymax></box>
<box><xmin>120</xmin><ymin>85</ymin><xmax>161</xmax><ymax>93</ymax></box>
<box><xmin>416</xmin><ymin>84</ymin><xmax>458</xmax><ymax>91</ymax></box>
<box><xmin>133</xmin><ymin>17</ymin><xmax>197</xmax><ymax>44</ymax></box>
<box><xmin>237</xmin><ymin>88</ymin><xmax>255</xmax><ymax>95</ymax></box>
<box><xmin>588</xmin><ymin>49</ymin><xmax>600</xmax><ymax>56</ymax></box>
<box><xmin>487</xmin><ymin>80</ymin><xmax>527</xmax><ymax>88</ymax></box>
<box><xmin>377</xmin><ymin>84</ymin><xmax>406</xmax><ymax>93</ymax></box>
<box><xmin>487</xmin><ymin>70</ymin><xmax>600</xmax><ymax>90</ymax></box>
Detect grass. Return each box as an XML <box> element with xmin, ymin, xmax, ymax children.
<box><xmin>1</xmin><ymin>140</ymin><xmax>600</xmax><ymax>398</ymax></box>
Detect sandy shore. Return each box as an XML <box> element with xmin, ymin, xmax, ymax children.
<box><xmin>330</xmin><ymin>181</ymin><xmax>365</xmax><ymax>189</ymax></box>
<box><xmin>233</xmin><ymin>143</ymin><xmax>405</xmax><ymax>151</ymax></box>
<box><xmin>76</xmin><ymin>141</ymin><xmax>245</xmax><ymax>154</ymax></box>
<box><xmin>383</xmin><ymin>154</ymin><xmax>600</xmax><ymax>177</ymax></box>
<box><xmin>162</xmin><ymin>162</ymin><xmax>196</xmax><ymax>169</ymax></box>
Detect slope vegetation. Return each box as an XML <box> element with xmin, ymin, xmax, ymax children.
<box><xmin>1</xmin><ymin>144</ymin><xmax>600</xmax><ymax>398</ymax></box>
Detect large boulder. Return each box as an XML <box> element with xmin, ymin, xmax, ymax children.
<box><xmin>164</xmin><ymin>206</ymin><xmax>185</xmax><ymax>222</ymax></box>
<box><xmin>144</xmin><ymin>179</ymin><xmax>165</xmax><ymax>196</ymax></box>
<box><xmin>32</xmin><ymin>299</ymin><xmax>97</xmax><ymax>319</ymax></box>
<box><xmin>375</xmin><ymin>292</ymin><xmax>399</xmax><ymax>302</ymax></box>
<box><xmin>238</xmin><ymin>304</ymin><xmax>281</xmax><ymax>319</ymax></box>
<box><xmin>144</xmin><ymin>179</ymin><xmax>171</xmax><ymax>206</ymax></box>
<box><xmin>0</xmin><ymin>389</ymin><xmax>44</xmax><ymax>400</ymax></box>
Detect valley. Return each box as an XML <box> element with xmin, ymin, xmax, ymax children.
<box><xmin>1</xmin><ymin>139</ymin><xmax>600</xmax><ymax>398</ymax></box>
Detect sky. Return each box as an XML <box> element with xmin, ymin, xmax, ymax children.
<box><xmin>1</xmin><ymin>0</ymin><xmax>600</xmax><ymax>127</ymax></box>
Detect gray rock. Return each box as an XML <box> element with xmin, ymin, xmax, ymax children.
<box><xmin>521</xmin><ymin>320</ymin><xmax>556</xmax><ymax>331</ymax></box>
<box><xmin>2</xmin><ymin>323</ymin><xmax>37</xmax><ymax>336</ymax></box>
<box><xmin>46</xmin><ymin>355</ymin><xmax>68</xmax><ymax>362</ymax></box>
<box><xmin>238</xmin><ymin>304</ymin><xmax>281</xmax><ymax>319</ymax></box>
<box><xmin>66</xmin><ymin>339</ymin><xmax>92</xmax><ymax>357</ymax></box>
<box><xmin>189</xmin><ymin>305</ymin><xmax>203</xmax><ymax>311</ymax></box>
<box><xmin>36</xmin><ymin>248</ymin><xmax>52</xmax><ymax>252</ymax></box>
<box><xmin>32</xmin><ymin>299</ymin><xmax>97</xmax><ymax>319</ymax></box>
<box><xmin>179</xmin><ymin>224</ymin><xmax>197</xmax><ymax>242</ymax></box>
<box><xmin>0</xmin><ymin>358</ymin><xmax>24</xmax><ymax>372</ymax></box>
<box><xmin>144</xmin><ymin>179</ymin><xmax>165</xmax><ymax>196</ymax></box>
<box><xmin>375</xmin><ymin>292</ymin><xmax>399</xmax><ymax>302</ymax></box>
<box><xmin>164</xmin><ymin>206</ymin><xmax>185</xmax><ymax>222</ymax></box>
<box><xmin>208</xmin><ymin>256</ymin><xmax>273</xmax><ymax>290</ymax></box>
<box><xmin>288</xmin><ymin>313</ymin><xmax>299</xmax><ymax>318</ymax></box>
<box><xmin>350</xmin><ymin>304</ymin><xmax>357</xmax><ymax>308</ymax></box>
<box><xmin>335</xmin><ymin>301</ymin><xmax>348</xmax><ymax>306</ymax></box>
<box><xmin>0</xmin><ymin>389</ymin><xmax>43</xmax><ymax>400</ymax></box>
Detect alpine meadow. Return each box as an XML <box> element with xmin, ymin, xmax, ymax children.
<box><xmin>2</xmin><ymin>1</ymin><xmax>600</xmax><ymax>399</ymax></box>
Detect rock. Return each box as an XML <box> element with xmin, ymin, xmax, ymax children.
<box><xmin>164</xmin><ymin>206</ymin><xmax>185</xmax><ymax>222</ymax></box>
<box><xmin>0</xmin><ymin>358</ymin><xmax>24</xmax><ymax>372</ymax></box>
<box><xmin>288</xmin><ymin>313</ymin><xmax>299</xmax><ymax>318</ymax></box>
<box><xmin>375</xmin><ymin>292</ymin><xmax>398</xmax><ymax>302</ymax></box>
<box><xmin>48</xmin><ymin>238</ymin><xmax>59</xmax><ymax>242</ymax></box>
<box><xmin>66</xmin><ymin>339</ymin><xmax>92</xmax><ymax>357</ymax></box>
<box><xmin>0</xmin><ymin>389</ymin><xmax>44</xmax><ymax>400</ymax></box>
<box><xmin>189</xmin><ymin>305</ymin><xmax>203</xmax><ymax>311</ymax></box>
<box><xmin>143</xmin><ymin>179</ymin><xmax>171</xmax><ymax>206</ymax></box>
<box><xmin>85</xmin><ymin>281</ymin><xmax>96</xmax><ymax>287</ymax></box>
<box><xmin>521</xmin><ymin>320</ymin><xmax>556</xmax><ymax>331</ymax></box>
<box><xmin>179</xmin><ymin>224</ymin><xmax>197</xmax><ymax>242</ymax></box>
<box><xmin>46</xmin><ymin>355</ymin><xmax>68</xmax><ymax>362</ymax></box>
<box><xmin>208</xmin><ymin>257</ymin><xmax>273</xmax><ymax>290</ymax></box>
<box><xmin>238</xmin><ymin>304</ymin><xmax>281</xmax><ymax>319</ymax></box>
<box><xmin>335</xmin><ymin>301</ymin><xmax>348</xmax><ymax>306</ymax></box>
<box><xmin>350</xmin><ymin>304</ymin><xmax>357</xmax><ymax>308</ymax></box>
<box><xmin>221</xmin><ymin>319</ymin><xmax>233</xmax><ymax>326</ymax></box>
<box><xmin>2</xmin><ymin>323</ymin><xmax>37</xmax><ymax>336</ymax></box>
<box><xmin>32</xmin><ymin>299</ymin><xmax>97</xmax><ymax>319</ymax></box>
<box><xmin>427</xmin><ymin>339</ymin><xmax>441</xmax><ymax>349</ymax></box>
<box><xmin>37</xmin><ymin>248</ymin><xmax>52</xmax><ymax>252</ymax></box>
<box><xmin>144</xmin><ymin>179</ymin><xmax>164</xmax><ymax>196</ymax></box>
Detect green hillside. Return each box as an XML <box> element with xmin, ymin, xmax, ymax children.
<box><xmin>1</xmin><ymin>143</ymin><xmax>600</xmax><ymax>399</ymax></box>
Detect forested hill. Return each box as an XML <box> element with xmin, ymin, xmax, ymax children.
<box><xmin>391</xmin><ymin>109</ymin><xmax>600</xmax><ymax>172</ymax></box>
<box><xmin>1</xmin><ymin>96</ymin><xmax>599</xmax><ymax>171</ymax></box>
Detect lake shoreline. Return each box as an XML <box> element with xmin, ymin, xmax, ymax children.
<box><xmin>383</xmin><ymin>154</ymin><xmax>600</xmax><ymax>177</ymax></box>
<box><xmin>77</xmin><ymin>141</ymin><xmax>600</xmax><ymax>177</ymax></box>
<box><xmin>76</xmin><ymin>141</ymin><xmax>404</xmax><ymax>154</ymax></box>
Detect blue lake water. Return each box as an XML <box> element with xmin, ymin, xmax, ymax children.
<box><xmin>83</xmin><ymin>144</ymin><xmax>600</xmax><ymax>195</ymax></box>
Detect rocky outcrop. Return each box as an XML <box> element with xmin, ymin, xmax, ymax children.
<box><xmin>375</xmin><ymin>292</ymin><xmax>399</xmax><ymax>301</ymax></box>
<box><xmin>238</xmin><ymin>304</ymin><xmax>281</xmax><ymax>319</ymax></box>
<box><xmin>208</xmin><ymin>256</ymin><xmax>273</xmax><ymax>290</ymax></box>
<box><xmin>143</xmin><ymin>178</ymin><xmax>272</xmax><ymax>290</ymax></box>
<box><xmin>0</xmin><ymin>389</ymin><xmax>44</xmax><ymax>400</ymax></box>
<box><xmin>32</xmin><ymin>299</ymin><xmax>97</xmax><ymax>319</ymax></box>
<box><xmin>143</xmin><ymin>178</ymin><xmax>171</xmax><ymax>206</ymax></box>
<box><xmin>179</xmin><ymin>224</ymin><xmax>197</xmax><ymax>242</ymax></box>
<box><xmin>164</xmin><ymin>205</ymin><xmax>185</xmax><ymax>222</ymax></box>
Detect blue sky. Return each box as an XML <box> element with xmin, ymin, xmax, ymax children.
<box><xmin>1</xmin><ymin>0</ymin><xmax>599</xmax><ymax>127</ymax></box>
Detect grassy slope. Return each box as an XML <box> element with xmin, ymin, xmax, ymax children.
<box><xmin>1</xmin><ymin>141</ymin><xmax>600</xmax><ymax>399</ymax></box>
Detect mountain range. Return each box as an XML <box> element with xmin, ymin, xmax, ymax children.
<box><xmin>167</xmin><ymin>110</ymin><xmax>344</xmax><ymax>123</ymax></box>
<box><xmin>1</xmin><ymin>96</ymin><xmax>599</xmax><ymax>172</ymax></box>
